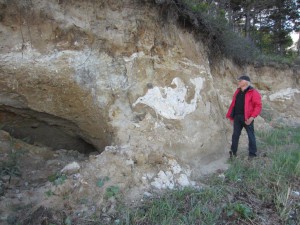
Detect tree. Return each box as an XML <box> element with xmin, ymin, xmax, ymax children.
<box><xmin>218</xmin><ymin>0</ymin><xmax>299</xmax><ymax>55</ymax></box>
<box><xmin>176</xmin><ymin>0</ymin><xmax>299</xmax><ymax>60</ymax></box>
<box><xmin>267</xmin><ymin>0</ymin><xmax>299</xmax><ymax>54</ymax></box>
<box><xmin>297</xmin><ymin>32</ymin><xmax>300</xmax><ymax>55</ymax></box>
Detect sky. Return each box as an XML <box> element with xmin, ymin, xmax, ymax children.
<box><xmin>290</xmin><ymin>31</ymin><xmax>299</xmax><ymax>50</ymax></box>
<box><xmin>291</xmin><ymin>31</ymin><xmax>299</xmax><ymax>43</ymax></box>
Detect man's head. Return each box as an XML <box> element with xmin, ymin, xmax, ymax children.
<box><xmin>237</xmin><ymin>75</ymin><xmax>251</xmax><ymax>89</ymax></box>
<box><xmin>238</xmin><ymin>75</ymin><xmax>250</xmax><ymax>82</ymax></box>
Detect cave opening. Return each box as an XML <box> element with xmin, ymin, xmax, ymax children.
<box><xmin>0</xmin><ymin>107</ymin><xmax>101</xmax><ymax>154</ymax></box>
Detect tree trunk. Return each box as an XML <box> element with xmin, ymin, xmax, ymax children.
<box><xmin>245</xmin><ymin>8</ymin><xmax>251</xmax><ymax>38</ymax></box>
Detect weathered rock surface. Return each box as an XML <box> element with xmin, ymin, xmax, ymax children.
<box><xmin>0</xmin><ymin>0</ymin><xmax>299</xmax><ymax>224</ymax></box>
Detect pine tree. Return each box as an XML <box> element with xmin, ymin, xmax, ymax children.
<box><xmin>267</xmin><ymin>0</ymin><xmax>299</xmax><ymax>54</ymax></box>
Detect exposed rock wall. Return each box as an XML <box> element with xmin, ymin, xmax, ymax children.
<box><xmin>0</xmin><ymin>0</ymin><xmax>230</xmax><ymax>176</ymax></box>
<box><xmin>0</xmin><ymin>0</ymin><xmax>299</xmax><ymax>220</ymax></box>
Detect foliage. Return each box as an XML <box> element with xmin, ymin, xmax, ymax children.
<box><xmin>64</xmin><ymin>216</ymin><xmax>72</xmax><ymax>225</ymax></box>
<box><xmin>0</xmin><ymin>138</ymin><xmax>22</xmax><ymax>178</ymax></box>
<box><xmin>48</xmin><ymin>173</ymin><xmax>67</xmax><ymax>186</ymax></box>
<box><xmin>105</xmin><ymin>185</ymin><xmax>120</xmax><ymax>199</ymax></box>
<box><xmin>96</xmin><ymin>176</ymin><xmax>110</xmax><ymax>188</ymax></box>
<box><xmin>45</xmin><ymin>189</ymin><xmax>54</xmax><ymax>197</ymax></box>
<box><xmin>220</xmin><ymin>0</ymin><xmax>299</xmax><ymax>55</ymax></box>
<box><xmin>178</xmin><ymin>0</ymin><xmax>260</xmax><ymax>64</ymax></box>
<box><xmin>118</xmin><ymin>187</ymin><xmax>226</xmax><ymax>225</ymax></box>
<box><xmin>164</xmin><ymin>0</ymin><xmax>300</xmax><ymax>65</ymax></box>
<box><xmin>257</xmin><ymin>126</ymin><xmax>300</xmax><ymax>147</ymax></box>
<box><xmin>0</xmin><ymin>153</ymin><xmax>21</xmax><ymax>178</ymax></box>
<box><xmin>225</xmin><ymin>202</ymin><xmax>253</xmax><ymax>219</ymax></box>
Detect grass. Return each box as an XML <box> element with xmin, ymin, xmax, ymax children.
<box><xmin>114</xmin><ymin>127</ymin><xmax>300</xmax><ymax>225</ymax></box>
<box><xmin>118</xmin><ymin>187</ymin><xmax>226</xmax><ymax>225</ymax></box>
<box><xmin>257</xmin><ymin>126</ymin><xmax>300</xmax><ymax>147</ymax></box>
<box><xmin>2</xmin><ymin>127</ymin><xmax>298</xmax><ymax>224</ymax></box>
<box><xmin>47</xmin><ymin>172</ymin><xmax>67</xmax><ymax>186</ymax></box>
<box><xmin>0</xmin><ymin>137</ymin><xmax>23</xmax><ymax>179</ymax></box>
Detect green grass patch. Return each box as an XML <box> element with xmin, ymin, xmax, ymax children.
<box><xmin>0</xmin><ymin>138</ymin><xmax>23</xmax><ymax>178</ymax></box>
<box><xmin>48</xmin><ymin>173</ymin><xmax>67</xmax><ymax>186</ymax></box>
<box><xmin>97</xmin><ymin>176</ymin><xmax>110</xmax><ymax>188</ymax></box>
<box><xmin>45</xmin><ymin>189</ymin><xmax>54</xmax><ymax>197</ymax></box>
<box><xmin>118</xmin><ymin>187</ymin><xmax>226</xmax><ymax>225</ymax></box>
<box><xmin>225</xmin><ymin>202</ymin><xmax>254</xmax><ymax>219</ymax></box>
<box><xmin>257</xmin><ymin>126</ymin><xmax>300</xmax><ymax>147</ymax></box>
<box><xmin>105</xmin><ymin>185</ymin><xmax>120</xmax><ymax>199</ymax></box>
<box><xmin>225</xmin><ymin>159</ymin><xmax>260</xmax><ymax>183</ymax></box>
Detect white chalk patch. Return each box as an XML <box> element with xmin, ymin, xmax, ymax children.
<box><xmin>133</xmin><ymin>77</ymin><xmax>205</xmax><ymax>120</ymax></box>
<box><xmin>123</xmin><ymin>52</ymin><xmax>145</xmax><ymax>62</ymax></box>
<box><xmin>151</xmin><ymin>170</ymin><xmax>175</xmax><ymax>190</ymax></box>
<box><xmin>177</xmin><ymin>174</ymin><xmax>190</xmax><ymax>187</ymax></box>
<box><xmin>269</xmin><ymin>88</ymin><xmax>300</xmax><ymax>101</ymax></box>
<box><xmin>168</xmin><ymin>159</ymin><xmax>182</xmax><ymax>174</ymax></box>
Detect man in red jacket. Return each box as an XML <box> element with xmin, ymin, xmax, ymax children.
<box><xmin>226</xmin><ymin>75</ymin><xmax>262</xmax><ymax>159</ymax></box>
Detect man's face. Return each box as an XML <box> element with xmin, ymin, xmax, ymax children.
<box><xmin>238</xmin><ymin>79</ymin><xmax>247</xmax><ymax>88</ymax></box>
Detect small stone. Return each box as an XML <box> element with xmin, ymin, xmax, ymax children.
<box><xmin>61</xmin><ymin>162</ymin><xmax>80</xmax><ymax>175</ymax></box>
<box><xmin>2</xmin><ymin>175</ymin><xmax>10</xmax><ymax>182</ymax></box>
<box><xmin>218</xmin><ymin>174</ymin><xmax>225</xmax><ymax>180</ymax></box>
<box><xmin>147</xmin><ymin>83</ymin><xmax>153</xmax><ymax>89</ymax></box>
<box><xmin>17</xmin><ymin>193</ymin><xmax>22</xmax><ymax>200</ymax></box>
<box><xmin>72</xmin><ymin>173</ymin><xmax>81</xmax><ymax>180</ymax></box>
<box><xmin>125</xmin><ymin>159</ymin><xmax>134</xmax><ymax>166</ymax></box>
<box><xmin>90</xmin><ymin>205</ymin><xmax>96</xmax><ymax>212</ymax></box>
<box><xmin>143</xmin><ymin>191</ymin><xmax>152</xmax><ymax>197</ymax></box>
<box><xmin>177</xmin><ymin>174</ymin><xmax>190</xmax><ymax>187</ymax></box>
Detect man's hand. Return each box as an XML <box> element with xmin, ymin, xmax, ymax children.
<box><xmin>245</xmin><ymin>117</ymin><xmax>254</xmax><ymax>125</ymax></box>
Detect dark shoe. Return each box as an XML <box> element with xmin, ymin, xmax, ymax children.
<box><xmin>229</xmin><ymin>151</ymin><xmax>237</xmax><ymax>159</ymax></box>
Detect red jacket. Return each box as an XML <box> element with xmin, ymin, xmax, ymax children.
<box><xmin>226</xmin><ymin>87</ymin><xmax>262</xmax><ymax>121</ymax></box>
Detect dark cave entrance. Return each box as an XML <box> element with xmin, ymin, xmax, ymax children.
<box><xmin>0</xmin><ymin>106</ymin><xmax>100</xmax><ymax>154</ymax></box>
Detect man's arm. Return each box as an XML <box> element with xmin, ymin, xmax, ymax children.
<box><xmin>251</xmin><ymin>90</ymin><xmax>262</xmax><ymax>118</ymax></box>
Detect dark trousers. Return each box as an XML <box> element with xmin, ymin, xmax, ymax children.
<box><xmin>231</xmin><ymin>114</ymin><xmax>257</xmax><ymax>156</ymax></box>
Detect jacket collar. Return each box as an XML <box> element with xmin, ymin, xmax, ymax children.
<box><xmin>239</xmin><ymin>85</ymin><xmax>253</xmax><ymax>92</ymax></box>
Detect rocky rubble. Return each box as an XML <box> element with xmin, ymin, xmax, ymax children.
<box><xmin>0</xmin><ymin>129</ymin><xmax>199</xmax><ymax>224</ymax></box>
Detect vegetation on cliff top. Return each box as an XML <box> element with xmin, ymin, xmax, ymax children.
<box><xmin>159</xmin><ymin>0</ymin><xmax>300</xmax><ymax>65</ymax></box>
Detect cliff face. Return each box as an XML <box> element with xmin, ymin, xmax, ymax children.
<box><xmin>0</xmin><ymin>0</ymin><xmax>299</xmax><ymax>221</ymax></box>
<box><xmin>0</xmin><ymin>0</ymin><xmax>229</xmax><ymax>174</ymax></box>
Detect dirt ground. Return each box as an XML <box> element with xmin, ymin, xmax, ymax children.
<box><xmin>0</xmin><ymin>130</ymin><xmax>88</xmax><ymax>224</ymax></box>
<box><xmin>1</xmin><ymin>128</ymin><xmax>299</xmax><ymax>225</ymax></box>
